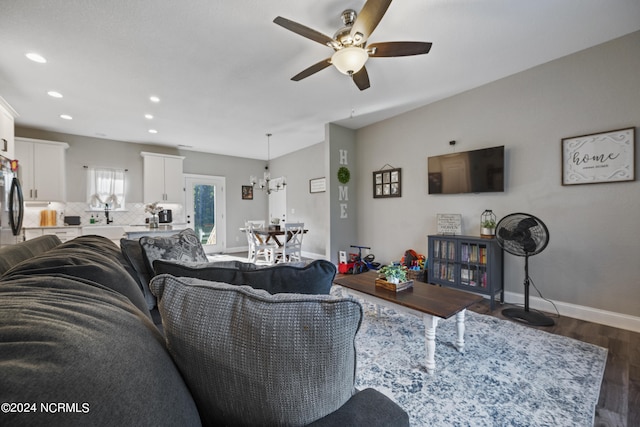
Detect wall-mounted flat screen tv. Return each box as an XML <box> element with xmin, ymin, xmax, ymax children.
<box><xmin>428</xmin><ymin>145</ymin><xmax>504</xmax><ymax>194</ymax></box>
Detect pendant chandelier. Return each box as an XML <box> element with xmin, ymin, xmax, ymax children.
<box><xmin>250</xmin><ymin>133</ymin><xmax>286</xmax><ymax>195</ymax></box>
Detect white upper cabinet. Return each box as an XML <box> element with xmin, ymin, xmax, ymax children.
<box><xmin>15</xmin><ymin>138</ymin><xmax>69</xmax><ymax>202</ymax></box>
<box><xmin>141</xmin><ymin>152</ymin><xmax>185</xmax><ymax>203</ymax></box>
<box><xmin>0</xmin><ymin>97</ymin><xmax>17</xmax><ymax>159</ymax></box>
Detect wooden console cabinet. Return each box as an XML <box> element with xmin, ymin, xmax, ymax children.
<box><xmin>427</xmin><ymin>235</ymin><xmax>504</xmax><ymax>309</ymax></box>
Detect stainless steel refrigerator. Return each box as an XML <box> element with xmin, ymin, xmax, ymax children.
<box><xmin>0</xmin><ymin>155</ymin><xmax>24</xmax><ymax>246</ymax></box>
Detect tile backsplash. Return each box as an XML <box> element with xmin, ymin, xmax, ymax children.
<box><xmin>23</xmin><ymin>202</ymin><xmax>185</xmax><ymax>227</ymax></box>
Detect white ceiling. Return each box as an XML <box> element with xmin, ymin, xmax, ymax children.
<box><xmin>1</xmin><ymin>0</ymin><xmax>639</xmax><ymax>160</ymax></box>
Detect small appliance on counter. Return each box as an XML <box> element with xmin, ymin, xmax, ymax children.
<box><xmin>158</xmin><ymin>209</ymin><xmax>172</xmax><ymax>223</ymax></box>
<box><xmin>64</xmin><ymin>216</ymin><xmax>81</xmax><ymax>226</ymax></box>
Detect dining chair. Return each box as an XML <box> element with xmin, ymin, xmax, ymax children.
<box><xmin>245</xmin><ymin>223</ymin><xmax>276</xmax><ymax>265</ymax></box>
<box><xmin>245</xmin><ymin>220</ymin><xmax>265</xmax><ymax>229</ymax></box>
<box><xmin>274</xmin><ymin>222</ymin><xmax>304</xmax><ymax>263</ymax></box>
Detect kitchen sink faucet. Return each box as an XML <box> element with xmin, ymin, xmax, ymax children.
<box><xmin>105</xmin><ymin>204</ymin><xmax>113</xmax><ymax>224</ymax></box>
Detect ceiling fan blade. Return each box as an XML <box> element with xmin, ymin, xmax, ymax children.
<box><xmin>350</xmin><ymin>0</ymin><xmax>392</xmax><ymax>44</ymax></box>
<box><xmin>291</xmin><ymin>58</ymin><xmax>332</xmax><ymax>81</ymax></box>
<box><xmin>352</xmin><ymin>66</ymin><xmax>370</xmax><ymax>91</ymax></box>
<box><xmin>274</xmin><ymin>16</ymin><xmax>335</xmax><ymax>47</ymax></box>
<box><xmin>368</xmin><ymin>42</ymin><xmax>432</xmax><ymax>57</ymax></box>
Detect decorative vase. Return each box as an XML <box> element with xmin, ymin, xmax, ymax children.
<box><xmin>480</xmin><ymin>227</ymin><xmax>495</xmax><ymax>238</ymax></box>
<box><xmin>149</xmin><ymin>214</ymin><xmax>159</xmax><ymax>228</ymax></box>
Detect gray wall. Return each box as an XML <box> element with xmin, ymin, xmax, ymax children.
<box><xmin>326</xmin><ymin>123</ymin><xmax>358</xmax><ymax>264</ymax></box>
<box><xmin>353</xmin><ymin>31</ymin><xmax>640</xmax><ymax>317</ymax></box>
<box><xmin>270</xmin><ymin>142</ymin><xmax>326</xmax><ymax>257</ymax></box>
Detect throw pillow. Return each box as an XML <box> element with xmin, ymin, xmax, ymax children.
<box><xmin>139</xmin><ymin>228</ymin><xmax>208</xmax><ymax>274</ymax></box>
<box><xmin>153</xmin><ymin>259</ymin><xmax>336</xmax><ymax>295</ymax></box>
<box><xmin>150</xmin><ymin>274</ymin><xmax>362</xmax><ymax>426</ymax></box>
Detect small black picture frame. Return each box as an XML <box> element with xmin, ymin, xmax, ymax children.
<box><xmin>241</xmin><ymin>185</ymin><xmax>253</xmax><ymax>200</ymax></box>
<box><xmin>373</xmin><ymin>168</ymin><xmax>401</xmax><ymax>198</ymax></box>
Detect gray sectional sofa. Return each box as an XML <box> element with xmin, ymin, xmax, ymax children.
<box><xmin>0</xmin><ymin>233</ymin><xmax>409</xmax><ymax>426</ymax></box>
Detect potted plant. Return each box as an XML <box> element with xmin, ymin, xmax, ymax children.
<box><xmin>378</xmin><ymin>263</ymin><xmax>408</xmax><ymax>284</ymax></box>
<box><xmin>480</xmin><ymin>209</ymin><xmax>497</xmax><ymax>238</ymax></box>
<box><xmin>480</xmin><ymin>219</ymin><xmax>496</xmax><ymax>238</ymax></box>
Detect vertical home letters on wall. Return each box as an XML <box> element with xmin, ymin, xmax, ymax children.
<box><xmin>338</xmin><ymin>149</ymin><xmax>349</xmax><ymax>219</ymax></box>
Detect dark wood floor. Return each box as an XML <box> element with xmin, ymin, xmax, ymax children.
<box><xmin>470</xmin><ymin>300</ymin><xmax>639</xmax><ymax>427</ymax></box>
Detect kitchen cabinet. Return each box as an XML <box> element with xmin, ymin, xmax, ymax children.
<box><xmin>141</xmin><ymin>152</ymin><xmax>184</xmax><ymax>203</ymax></box>
<box><xmin>24</xmin><ymin>227</ymin><xmax>80</xmax><ymax>242</ymax></box>
<box><xmin>0</xmin><ymin>98</ymin><xmax>17</xmax><ymax>159</ymax></box>
<box><xmin>15</xmin><ymin>138</ymin><xmax>68</xmax><ymax>202</ymax></box>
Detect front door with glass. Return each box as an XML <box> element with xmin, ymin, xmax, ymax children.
<box><xmin>184</xmin><ymin>175</ymin><xmax>226</xmax><ymax>254</ymax></box>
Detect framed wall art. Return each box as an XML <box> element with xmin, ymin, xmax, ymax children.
<box><xmin>241</xmin><ymin>185</ymin><xmax>253</xmax><ymax>200</ymax></box>
<box><xmin>309</xmin><ymin>177</ymin><xmax>326</xmax><ymax>193</ymax></box>
<box><xmin>562</xmin><ymin>127</ymin><xmax>635</xmax><ymax>185</ymax></box>
<box><xmin>373</xmin><ymin>167</ymin><xmax>401</xmax><ymax>198</ymax></box>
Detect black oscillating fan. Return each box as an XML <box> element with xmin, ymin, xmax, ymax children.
<box><xmin>495</xmin><ymin>213</ymin><xmax>554</xmax><ymax>326</ymax></box>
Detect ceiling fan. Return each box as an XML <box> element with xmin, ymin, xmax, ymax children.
<box><xmin>274</xmin><ymin>0</ymin><xmax>432</xmax><ymax>90</ymax></box>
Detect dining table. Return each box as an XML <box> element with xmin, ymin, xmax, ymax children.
<box><xmin>252</xmin><ymin>228</ymin><xmax>308</xmax><ymax>247</ymax></box>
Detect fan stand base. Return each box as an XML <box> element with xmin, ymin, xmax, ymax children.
<box><xmin>502</xmin><ymin>308</ymin><xmax>555</xmax><ymax>327</ymax></box>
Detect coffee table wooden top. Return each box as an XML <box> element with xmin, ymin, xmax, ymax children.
<box><xmin>334</xmin><ymin>271</ymin><xmax>483</xmax><ymax>320</ymax></box>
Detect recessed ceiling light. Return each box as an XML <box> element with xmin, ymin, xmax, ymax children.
<box><xmin>60</xmin><ymin>114</ymin><xmax>72</xmax><ymax>120</ymax></box>
<box><xmin>148</xmin><ymin>129</ymin><xmax>158</xmax><ymax>134</ymax></box>
<box><xmin>144</xmin><ymin>114</ymin><xmax>153</xmax><ymax>119</ymax></box>
<box><xmin>48</xmin><ymin>91</ymin><xmax>63</xmax><ymax>98</ymax></box>
<box><xmin>26</xmin><ymin>53</ymin><xmax>47</xmax><ymax>63</ymax></box>
<box><xmin>149</xmin><ymin>96</ymin><xmax>160</xmax><ymax>103</ymax></box>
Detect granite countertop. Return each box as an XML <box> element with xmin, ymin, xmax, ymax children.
<box><xmin>123</xmin><ymin>223</ymin><xmax>188</xmax><ymax>232</ymax></box>
<box><xmin>123</xmin><ymin>224</ymin><xmax>189</xmax><ymax>237</ymax></box>
<box><xmin>24</xmin><ymin>225</ymin><xmax>83</xmax><ymax>229</ymax></box>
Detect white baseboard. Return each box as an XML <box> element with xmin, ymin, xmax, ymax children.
<box><xmin>217</xmin><ymin>247</ymin><xmax>327</xmax><ymax>261</ymax></box>
<box><xmin>301</xmin><ymin>251</ymin><xmax>326</xmax><ymax>260</ymax></box>
<box><xmin>222</xmin><ymin>245</ymin><xmax>249</xmax><ymax>254</ymax></box>
<box><xmin>503</xmin><ymin>291</ymin><xmax>640</xmax><ymax>333</ymax></box>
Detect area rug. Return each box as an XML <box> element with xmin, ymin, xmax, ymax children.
<box><xmin>345</xmin><ymin>289</ymin><xmax>608</xmax><ymax>427</ymax></box>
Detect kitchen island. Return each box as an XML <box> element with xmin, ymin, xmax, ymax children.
<box><xmin>123</xmin><ymin>224</ymin><xmax>189</xmax><ymax>240</ymax></box>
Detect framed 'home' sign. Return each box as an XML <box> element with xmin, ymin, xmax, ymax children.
<box><xmin>562</xmin><ymin>127</ymin><xmax>635</xmax><ymax>185</ymax></box>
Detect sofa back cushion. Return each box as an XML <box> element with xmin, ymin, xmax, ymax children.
<box><xmin>153</xmin><ymin>259</ymin><xmax>336</xmax><ymax>295</ymax></box>
<box><xmin>120</xmin><ymin>238</ymin><xmax>156</xmax><ymax>310</ymax></box>
<box><xmin>0</xmin><ymin>275</ymin><xmax>201</xmax><ymax>426</ymax></box>
<box><xmin>2</xmin><ymin>235</ymin><xmax>150</xmax><ymax>318</ymax></box>
<box><xmin>0</xmin><ymin>234</ymin><xmax>61</xmax><ymax>275</ymax></box>
<box><xmin>150</xmin><ymin>274</ymin><xmax>362</xmax><ymax>426</ymax></box>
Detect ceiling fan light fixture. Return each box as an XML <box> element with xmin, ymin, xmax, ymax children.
<box><xmin>331</xmin><ymin>46</ymin><xmax>368</xmax><ymax>75</ymax></box>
